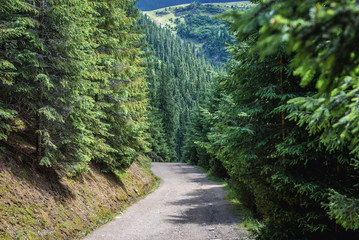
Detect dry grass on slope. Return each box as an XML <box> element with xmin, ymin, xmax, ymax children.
<box><xmin>0</xmin><ymin>156</ymin><xmax>156</xmax><ymax>240</ymax></box>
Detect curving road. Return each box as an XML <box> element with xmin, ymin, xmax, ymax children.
<box><xmin>84</xmin><ymin>163</ymin><xmax>249</xmax><ymax>240</ymax></box>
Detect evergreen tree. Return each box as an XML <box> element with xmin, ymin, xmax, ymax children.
<box><xmin>225</xmin><ymin>0</ymin><xmax>359</xmax><ymax>233</ymax></box>
<box><xmin>140</xmin><ymin>15</ymin><xmax>216</xmax><ymax>162</ymax></box>
<box><xmin>93</xmin><ymin>0</ymin><xmax>150</xmax><ymax>171</ymax></box>
<box><xmin>0</xmin><ymin>0</ymin><xmax>39</xmax><ymax>142</ymax></box>
<box><xmin>1</xmin><ymin>0</ymin><xmax>150</xmax><ymax>175</ymax></box>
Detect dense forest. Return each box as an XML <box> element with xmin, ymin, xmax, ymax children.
<box><xmin>2</xmin><ymin>0</ymin><xmax>359</xmax><ymax>239</ymax></box>
<box><xmin>0</xmin><ymin>0</ymin><xmax>150</xmax><ymax>176</ymax></box>
<box><xmin>140</xmin><ymin>15</ymin><xmax>216</xmax><ymax>162</ymax></box>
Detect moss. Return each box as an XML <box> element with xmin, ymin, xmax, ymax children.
<box><xmin>0</xmin><ymin>182</ymin><xmax>9</xmax><ymax>194</ymax></box>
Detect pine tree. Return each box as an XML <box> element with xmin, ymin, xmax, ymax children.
<box><xmin>226</xmin><ymin>0</ymin><xmax>359</xmax><ymax>233</ymax></box>
<box><xmin>90</xmin><ymin>0</ymin><xmax>150</xmax><ymax>171</ymax></box>
<box><xmin>0</xmin><ymin>0</ymin><xmax>37</xmax><ymax>142</ymax></box>
<box><xmin>1</xmin><ymin>0</ymin><xmax>151</xmax><ymax>175</ymax></box>
<box><xmin>140</xmin><ymin>15</ymin><xmax>216</xmax><ymax>162</ymax></box>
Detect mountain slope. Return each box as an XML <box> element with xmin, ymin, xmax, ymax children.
<box><xmin>136</xmin><ymin>0</ymin><xmax>250</xmax><ymax>11</ymax></box>
<box><xmin>143</xmin><ymin>2</ymin><xmax>254</xmax><ymax>63</ymax></box>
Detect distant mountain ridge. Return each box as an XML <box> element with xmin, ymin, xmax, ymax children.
<box><xmin>136</xmin><ymin>0</ymin><xmax>248</xmax><ymax>11</ymax></box>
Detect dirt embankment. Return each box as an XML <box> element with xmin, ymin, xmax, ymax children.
<box><xmin>0</xmin><ymin>156</ymin><xmax>156</xmax><ymax>239</ymax></box>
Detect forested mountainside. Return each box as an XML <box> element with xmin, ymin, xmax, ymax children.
<box><xmin>136</xmin><ymin>0</ymin><xmax>248</xmax><ymax>11</ymax></box>
<box><xmin>145</xmin><ymin>2</ymin><xmax>253</xmax><ymax>64</ymax></box>
<box><xmin>140</xmin><ymin>15</ymin><xmax>217</xmax><ymax>162</ymax></box>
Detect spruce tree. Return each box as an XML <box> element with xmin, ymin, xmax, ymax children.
<box><xmin>1</xmin><ymin>0</ymin><xmax>151</xmax><ymax>174</ymax></box>
<box><xmin>0</xmin><ymin>0</ymin><xmax>38</xmax><ymax>142</ymax></box>
<box><xmin>140</xmin><ymin>15</ymin><xmax>215</xmax><ymax>162</ymax></box>
<box><xmin>225</xmin><ymin>0</ymin><xmax>359</xmax><ymax>233</ymax></box>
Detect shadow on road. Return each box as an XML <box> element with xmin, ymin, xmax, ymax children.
<box><xmin>166</xmin><ymin>164</ymin><xmax>239</xmax><ymax>226</ymax></box>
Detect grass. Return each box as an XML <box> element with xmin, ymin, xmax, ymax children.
<box><xmin>148</xmin><ymin>176</ymin><xmax>161</xmax><ymax>194</ymax></box>
<box><xmin>78</xmin><ymin>157</ymin><xmax>161</xmax><ymax>238</ymax></box>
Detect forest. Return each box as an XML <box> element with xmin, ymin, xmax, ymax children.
<box><xmin>1</xmin><ymin>0</ymin><xmax>359</xmax><ymax>239</ymax></box>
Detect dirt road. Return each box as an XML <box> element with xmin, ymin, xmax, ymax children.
<box><xmin>84</xmin><ymin>163</ymin><xmax>249</xmax><ymax>240</ymax></box>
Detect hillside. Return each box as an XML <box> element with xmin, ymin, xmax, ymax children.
<box><xmin>143</xmin><ymin>2</ymin><xmax>254</xmax><ymax>63</ymax></box>
<box><xmin>0</xmin><ymin>154</ymin><xmax>156</xmax><ymax>239</ymax></box>
<box><xmin>136</xmin><ymin>0</ymin><xmax>250</xmax><ymax>11</ymax></box>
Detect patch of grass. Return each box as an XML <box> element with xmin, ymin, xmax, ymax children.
<box><xmin>1</xmin><ymin>156</ymin><xmax>158</xmax><ymax>240</ymax></box>
<box><xmin>77</xmin><ymin>156</ymin><xmax>158</xmax><ymax>238</ymax></box>
<box><xmin>148</xmin><ymin>176</ymin><xmax>161</xmax><ymax>194</ymax></box>
<box><xmin>224</xmin><ymin>189</ymin><xmax>262</xmax><ymax>234</ymax></box>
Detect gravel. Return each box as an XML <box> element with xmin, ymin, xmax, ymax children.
<box><xmin>84</xmin><ymin>163</ymin><xmax>250</xmax><ymax>240</ymax></box>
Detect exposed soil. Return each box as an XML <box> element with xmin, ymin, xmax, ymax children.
<box><xmin>0</xmin><ymin>156</ymin><xmax>155</xmax><ymax>239</ymax></box>
<box><xmin>84</xmin><ymin>163</ymin><xmax>250</xmax><ymax>240</ymax></box>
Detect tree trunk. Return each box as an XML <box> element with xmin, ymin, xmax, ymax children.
<box><xmin>280</xmin><ymin>55</ymin><xmax>286</xmax><ymax>169</ymax></box>
<box><xmin>36</xmin><ymin>119</ymin><xmax>42</xmax><ymax>163</ymax></box>
<box><xmin>280</xmin><ymin>55</ymin><xmax>285</xmax><ymax>141</ymax></box>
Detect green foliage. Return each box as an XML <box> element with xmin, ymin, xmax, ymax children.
<box><xmin>0</xmin><ymin>0</ymin><xmax>40</xmax><ymax>141</ymax></box>
<box><xmin>182</xmin><ymin>93</ymin><xmax>228</xmax><ymax>178</ymax></box>
<box><xmin>174</xmin><ymin>3</ymin><xmax>235</xmax><ymax>63</ymax></box>
<box><xmin>325</xmin><ymin>189</ymin><xmax>359</xmax><ymax>231</ymax></box>
<box><xmin>226</xmin><ymin>0</ymin><xmax>359</xmax><ymax>233</ymax></box>
<box><xmin>0</xmin><ymin>104</ymin><xmax>17</xmax><ymax>141</ymax></box>
<box><xmin>194</xmin><ymin>0</ymin><xmax>359</xmax><ymax>238</ymax></box>
<box><xmin>141</xmin><ymin>15</ymin><xmax>216</xmax><ymax>162</ymax></box>
<box><xmin>0</xmin><ymin>0</ymin><xmax>149</xmax><ymax>174</ymax></box>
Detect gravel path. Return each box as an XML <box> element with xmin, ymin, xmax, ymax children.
<box><xmin>84</xmin><ymin>163</ymin><xmax>250</xmax><ymax>240</ymax></box>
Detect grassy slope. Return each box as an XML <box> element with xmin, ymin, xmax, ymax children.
<box><xmin>143</xmin><ymin>1</ymin><xmax>254</xmax><ymax>63</ymax></box>
<box><xmin>143</xmin><ymin>1</ymin><xmax>254</xmax><ymax>32</ymax></box>
<box><xmin>136</xmin><ymin>0</ymin><xmax>250</xmax><ymax>11</ymax></box>
<box><xmin>0</xmin><ymin>154</ymin><xmax>157</xmax><ymax>239</ymax></box>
